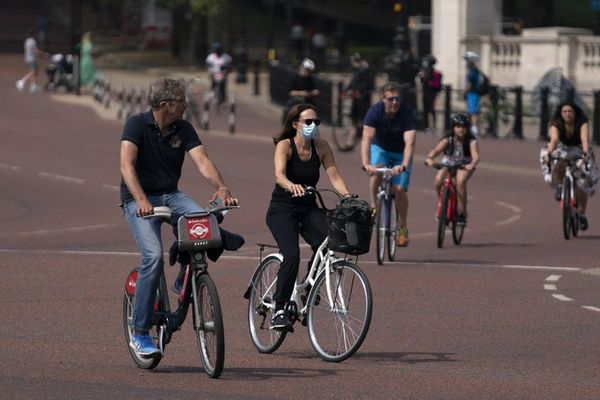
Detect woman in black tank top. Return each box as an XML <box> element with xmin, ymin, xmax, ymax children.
<box><xmin>266</xmin><ymin>103</ymin><xmax>353</xmax><ymax>331</ymax></box>
<box><xmin>547</xmin><ymin>100</ymin><xmax>593</xmax><ymax>230</ymax></box>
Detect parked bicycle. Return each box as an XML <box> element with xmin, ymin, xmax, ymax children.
<box><xmin>480</xmin><ymin>86</ymin><xmax>515</xmax><ymax>138</ymax></box>
<box><xmin>331</xmin><ymin>91</ymin><xmax>362</xmax><ymax>152</ymax></box>
<box><xmin>553</xmin><ymin>152</ymin><xmax>583</xmax><ymax>239</ymax></box>
<box><xmin>373</xmin><ymin>167</ymin><xmax>398</xmax><ymax>264</ymax></box>
<box><xmin>123</xmin><ymin>203</ymin><xmax>240</xmax><ymax>378</ymax></box>
<box><xmin>243</xmin><ymin>187</ymin><xmax>373</xmax><ymax>362</ymax></box>
<box><xmin>432</xmin><ymin>161</ymin><xmax>469</xmax><ymax>248</ymax></box>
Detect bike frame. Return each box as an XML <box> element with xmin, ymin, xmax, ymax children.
<box><xmin>437</xmin><ymin>171</ymin><xmax>458</xmax><ymax>223</ymax></box>
<box><xmin>561</xmin><ymin>162</ymin><xmax>578</xmax><ymax>211</ymax></box>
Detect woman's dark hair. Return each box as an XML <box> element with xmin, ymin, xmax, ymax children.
<box><xmin>549</xmin><ymin>100</ymin><xmax>588</xmax><ymax>132</ymax></box>
<box><xmin>273</xmin><ymin>103</ymin><xmax>316</xmax><ymax>145</ymax></box>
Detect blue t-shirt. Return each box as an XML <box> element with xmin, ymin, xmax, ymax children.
<box><xmin>363</xmin><ymin>101</ymin><xmax>416</xmax><ymax>153</ymax></box>
<box><xmin>120</xmin><ymin>111</ymin><xmax>202</xmax><ymax>202</ymax></box>
<box><xmin>466</xmin><ymin>67</ymin><xmax>480</xmax><ymax>94</ymax></box>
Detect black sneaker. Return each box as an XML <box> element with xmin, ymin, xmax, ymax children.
<box><xmin>555</xmin><ymin>185</ymin><xmax>563</xmax><ymax>202</ymax></box>
<box><xmin>580</xmin><ymin>215</ymin><xmax>589</xmax><ymax>231</ymax></box>
<box><xmin>270</xmin><ymin>309</ymin><xmax>293</xmax><ymax>331</ymax></box>
<box><xmin>457</xmin><ymin>213</ymin><xmax>467</xmax><ymax>226</ymax></box>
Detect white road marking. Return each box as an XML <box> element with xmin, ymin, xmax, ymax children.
<box><xmin>16</xmin><ymin>224</ymin><xmax>118</xmax><ymax>235</ymax></box>
<box><xmin>0</xmin><ymin>248</ymin><xmax>582</xmax><ymax>272</ymax></box>
<box><xmin>38</xmin><ymin>172</ymin><xmax>85</xmax><ymax>184</ymax></box>
<box><xmin>544</xmin><ymin>284</ymin><xmax>557</xmax><ymax>291</ymax></box>
<box><xmin>581</xmin><ymin>306</ymin><xmax>600</xmax><ymax>312</ymax></box>
<box><xmin>545</xmin><ymin>275</ymin><xmax>562</xmax><ymax>282</ymax></box>
<box><xmin>552</xmin><ymin>294</ymin><xmax>574</xmax><ymax>302</ymax></box>
<box><xmin>103</xmin><ymin>184</ymin><xmax>120</xmax><ymax>191</ymax></box>
<box><xmin>0</xmin><ymin>163</ymin><xmax>20</xmax><ymax>171</ymax></box>
<box><xmin>493</xmin><ymin>201</ymin><xmax>522</xmax><ymax>226</ymax></box>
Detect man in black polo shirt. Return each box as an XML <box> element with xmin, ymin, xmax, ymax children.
<box><xmin>120</xmin><ymin>78</ymin><xmax>238</xmax><ymax>357</ymax></box>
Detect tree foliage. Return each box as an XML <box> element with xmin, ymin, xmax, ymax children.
<box><xmin>157</xmin><ymin>0</ymin><xmax>226</xmax><ymax>15</ymax></box>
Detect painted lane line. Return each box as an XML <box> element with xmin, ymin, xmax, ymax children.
<box><xmin>552</xmin><ymin>294</ymin><xmax>574</xmax><ymax>302</ymax></box>
<box><xmin>38</xmin><ymin>172</ymin><xmax>85</xmax><ymax>184</ymax></box>
<box><xmin>545</xmin><ymin>275</ymin><xmax>562</xmax><ymax>282</ymax></box>
<box><xmin>544</xmin><ymin>284</ymin><xmax>557</xmax><ymax>291</ymax></box>
<box><xmin>16</xmin><ymin>223</ymin><xmax>118</xmax><ymax>235</ymax></box>
<box><xmin>0</xmin><ymin>163</ymin><xmax>21</xmax><ymax>171</ymax></box>
<box><xmin>103</xmin><ymin>184</ymin><xmax>120</xmax><ymax>192</ymax></box>
<box><xmin>581</xmin><ymin>306</ymin><xmax>600</xmax><ymax>312</ymax></box>
<box><xmin>493</xmin><ymin>200</ymin><xmax>522</xmax><ymax>226</ymax></box>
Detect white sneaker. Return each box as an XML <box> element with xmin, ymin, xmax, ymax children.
<box><xmin>29</xmin><ymin>84</ymin><xmax>40</xmax><ymax>93</ymax></box>
<box><xmin>16</xmin><ymin>80</ymin><xmax>25</xmax><ymax>92</ymax></box>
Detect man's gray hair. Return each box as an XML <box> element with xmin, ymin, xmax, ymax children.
<box><xmin>147</xmin><ymin>78</ymin><xmax>186</xmax><ymax>109</ymax></box>
<box><xmin>381</xmin><ymin>81</ymin><xmax>402</xmax><ymax>94</ymax></box>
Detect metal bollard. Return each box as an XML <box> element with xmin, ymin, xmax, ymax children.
<box><xmin>228</xmin><ymin>94</ymin><xmax>236</xmax><ymax>134</ymax></box>
<box><xmin>487</xmin><ymin>85</ymin><xmax>499</xmax><ymax>137</ymax></box>
<box><xmin>444</xmin><ymin>85</ymin><xmax>452</xmax><ymax>131</ymax></box>
<box><xmin>253</xmin><ymin>60</ymin><xmax>260</xmax><ymax>96</ymax></box>
<box><xmin>125</xmin><ymin>86</ymin><xmax>134</xmax><ymax>119</ymax></box>
<box><xmin>539</xmin><ymin>87</ymin><xmax>550</xmax><ymax>141</ymax></box>
<box><xmin>104</xmin><ymin>80</ymin><xmax>111</xmax><ymax>108</ymax></box>
<box><xmin>117</xmin><ymin>84</ymin><xmax>125</xmax><ymax>119</ymax></box>
<box><xmin>134</xmin><ymin>86</ymin><xmax>143</xmax><ymax>115</ymax></box>
<box><xmin>201</xmin><ymin>92</ymin><xmax>210</xmax><ymax>131</ymax></box>
<box><xmin>512</xmin><ymin>86</ymin><xmax>523</xmax><ymax>139</ymax></box>
<box><xmin>594</xmin><ymin>91</ymin><xmax>600</xmax><ymax>145</ymax></box>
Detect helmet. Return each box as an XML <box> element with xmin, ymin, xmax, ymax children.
<box><xmin>450</xmin><ymin>113</ymin><xmax>470</xmax><ymax>128</ymax></box>
<box><xmin>463</xmin><ymin>51</ymin><xmax>480</xmax><ymax>63</ymax></box>
<box><xmin>212</xmin><ymin>42</ymin><xmax>223</xmax><ymax>52</ymax></box>
<box><xmin>301</xmin><ymin>58</ymin><xmax>315</xmax><ymax>71</ymax></box>
<box><xmin>423</xmin><ymin>54</ymin><xmax>437</xmax><ymax>65</ymax></box>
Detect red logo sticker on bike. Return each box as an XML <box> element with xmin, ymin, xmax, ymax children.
<box><xmin>187</xmin><ymin>217</ymin><xmax>211</xmax><ymax>240</ymax></box>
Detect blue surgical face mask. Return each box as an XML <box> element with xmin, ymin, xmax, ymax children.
<box><xmin>301</xmin><ymin>122</ymin><xmax>319</xmax><ymax>139</ymax></box>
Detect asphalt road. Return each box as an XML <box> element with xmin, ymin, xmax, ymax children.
<box><xmin>1</xmin><ymin>54</ymin><xmax>600</xmax><ymax>399</ymax></box>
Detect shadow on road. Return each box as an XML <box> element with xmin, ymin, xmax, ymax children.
<box><xmin>219</xmin><ymin>366</ymin><xmax>339</xmax><ymax>381</ymax></box>
<box><xmin>353</xmin><ymin>351</ymin><xmax>458</xmax><ymax>364</ymax></box>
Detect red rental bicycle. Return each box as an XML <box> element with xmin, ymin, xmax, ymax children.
<box><xmin>432</xmin><ymin>162</ymin><xmax>469</xmax><ymax>248</ymax></box>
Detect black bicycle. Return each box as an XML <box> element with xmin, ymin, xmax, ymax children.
<box><xmin>123</xmin><ymin>203</ymin><xmax>240</xmax><ymax>378</ymax></box>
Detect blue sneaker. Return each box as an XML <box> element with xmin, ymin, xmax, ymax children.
<box><xmin>172</xmin><ymin>273</ymin><xmax>184</xmax><ymax>295</ymax></box>
<box><xmin>130</xmin><ymin>335</ymin><xmax>160</xmax><ymax>357</ymax></box>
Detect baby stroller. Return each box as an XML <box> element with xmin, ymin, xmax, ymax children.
<box><xmin>46</xmin><ymin>54</ymin><xmax>75</xmax><ymax>91</ymax></box>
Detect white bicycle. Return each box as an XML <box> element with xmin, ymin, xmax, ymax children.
<box><xmin>243</xmin><ymin>187</ymin><xmax>373</xmax><ymax>362</ymax></box>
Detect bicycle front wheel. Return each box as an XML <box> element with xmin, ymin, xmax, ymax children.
<box><xmin>307</xmin><ymin>260</ymin><xmax>373</xmax><ymax>362</ymax></box>
<box><xmin>247</xmin><ymin>254</ymin><xmax>287</xmax><ymax>353</ymax></box>
<box><xmin>437</xmin><ymin>187</ymin><xmax>449</xmax><ymax>248</ymax></box>
<box><xmin>375</xmin><ymin>197</ymin><xmax>386</xmax><ymax>265</ymax></box>
<box><xmin>193</xmin><ymin>273</ymin><xmax>224</xmax><ymax>378</ymax></box>
<box><xmin>387</xmin><ymin>197</ymin><xmax>398</xmax><ymax>261</ymax></box>
<box><xmin>562</xmin><ymin>183</ymin><xmax>571</xmax><ymax>240</ymax></box>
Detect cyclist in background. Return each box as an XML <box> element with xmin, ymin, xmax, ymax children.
<box><xmin>205</xmin><ymin>42</ymin><xmax>233</xmax><ymax>102</ymax></box>
<box><xmin>463</xmin><ymin>51</ymin><xmax>481</xmax><ymax>136</ymax></box>
<box><xmin>424</xmin><ymin>113</ymin><xmax>480</xmax><ymax>225</ymax></box>
<box><xmin>283</xmin><ymin>58</ymin><xmax>320</xmax><ymax>120</ymax></box>
<box><xmin>266</xmin><ymin>103</ymin><xmax>353</xmax><ymax>331</ymax></box>
<box><xmin>361</xmin><ymin>81</ymin><xmax>416</xmax><ymax>247</ymax></box>
<box><xmin>119</xmin><ymin>78</ymin><xmax>238</xmax><ymax>357</ymax></box>
<box><xmin>541</xmin><ymin>100</ymin><xmax>598</xmax><ymax>230</ymax></box>
<box><xmin>340</xmin><ymin>53</ymin><xmax>374</xmax><ymax>151</ymax></box>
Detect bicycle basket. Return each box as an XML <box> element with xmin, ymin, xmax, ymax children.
<box><xmin>177</xmin><ymin>213</ymin><xmax>222</xmax><ymax>251</ymax></box>
<box><xmin>327</xmin><ymin>197</ymin><xmax>374</xmax><ymax>255</ymax></box>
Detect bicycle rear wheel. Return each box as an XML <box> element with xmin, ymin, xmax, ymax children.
<box><xmin>122</xmin><ymin>269</ymin><xmax>162</xmax><ymax>369</ymax></box>
<box><xmin>562</xmin><ymin>183</ymin><xmax>571</xmax><ymax>240</ymax></box>
<box><xmin>193</xmin><ymin>273</ymin><xmax>224</xmax><ymax>378</ymax></box>
<box><xmin>387</xmin><ymin>197</ymin><xmax>398</xmax><ymax>261</ymax></box>
<box><xmin>437</xmin><ymin>187</ymin><xmax>449</xmax><ymax>248</ymax></box>
<box><xmin>307</xmin><ymin>260</ymin><xmax>372</xmax><ymax>362</ymax></box>
<box><xmin>375</xmin><ymin>197</ymin><xmax>386</xmax><ymax>265</ymax></box>
<box><xmin>451</xmin><ymin>194</ymin><xmax>465</xmax><ymax>245</ymax></box>
<box><xmin>247</xmin><ymin>254</ymin><xmax>287</xmax><ymax>353</ymax></box>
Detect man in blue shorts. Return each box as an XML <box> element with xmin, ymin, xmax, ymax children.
<box><xmin>361</xmin><ymin>81</ymin><xmax>416</xmax><ymax>246</ymax></box>
<box><xmin>464</xmin><ymin>51</ymin><xmax>481</xmax><ymax>136</ymax></box>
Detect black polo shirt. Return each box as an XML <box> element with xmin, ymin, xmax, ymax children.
<box><xmin>120</xmin><ymin>111</ymin><xmax>202</xmax><ymax>203</ymax></box>
<box><xmin>363</xmin><ymin>101</ymin><xmax>416</xmax><ymax>153</ymax></box>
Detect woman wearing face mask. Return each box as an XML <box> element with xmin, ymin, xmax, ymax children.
<box><xmin>266</xmin><ymin>103</ymin><xmax>354</xmax><ymax>331</ymax></box>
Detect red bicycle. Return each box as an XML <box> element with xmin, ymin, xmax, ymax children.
<box><xmin>432</xmin><ymin>162</ymin><xmax>469</xmax><ymax>248</ymax></box>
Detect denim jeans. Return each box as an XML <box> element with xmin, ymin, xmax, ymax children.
<box><xmin>123</xmin><ymin>191</ymin><xmax>203</xmax><ymax>333</ymax></box>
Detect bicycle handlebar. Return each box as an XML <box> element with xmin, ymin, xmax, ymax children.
<box><xmin>142</xmin><ymin>205</ymin><xmax>240</xmax><ymax>220</ymax></box>
<box><xmin>431</xmin><ymin>162</ymin><xmax>469</xmax><ymax>171</ymax></box>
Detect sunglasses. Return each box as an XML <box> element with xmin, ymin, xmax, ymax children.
<box><xmin>384</xmin><ymin>95</ymin><xmax>401</xmax><ymax>103</ymax></box>
<box><xmin>299</xmin><ymin>118</ymin><xmax>321</xmax><ymax>126</ymax></box>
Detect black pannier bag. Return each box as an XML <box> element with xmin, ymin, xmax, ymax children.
<box><xmin>327</xmin><ymin>197</ymin><xmax>374</xmax><ymax>255</ymax></box>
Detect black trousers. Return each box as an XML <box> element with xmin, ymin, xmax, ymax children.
<box><xmin>266</xmin><ymin>201</ymin><xmax>327</xmax><ymax>310</ymax></box>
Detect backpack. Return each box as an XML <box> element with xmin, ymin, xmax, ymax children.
<box><xmin>327</xmin><ymin>197</ymin><xmax>374</xmax><ymax>256</ymax></box>
<box><xmin>430</xmin><ymin>69</ymin><xmax>443</xmax><ymax>92</ymax></box>
<box><xmin>477</xmin><ymin>70</ymin><xmax>491</xmax><ymax>96</ymax></box>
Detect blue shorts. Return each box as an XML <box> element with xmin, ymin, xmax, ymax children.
<box><xmin>466</xmin><ymin>92</ymin><xmax>480</xmax><ymax>114</ymax></box>
<box><xmin>370</xmin><ymin>144</ymin><xmax>412</xmax><ymax>191</ymax></box>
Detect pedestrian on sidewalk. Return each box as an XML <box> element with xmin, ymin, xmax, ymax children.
<box><xmin>16</xmin><ymin>29</ymin><xmax>48</xmax><ymax>93</ymax></box>
<box><xmin>79</xmin><ymin>31</ymin><xmax>97</xmax><ymax>93</ymax></box>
